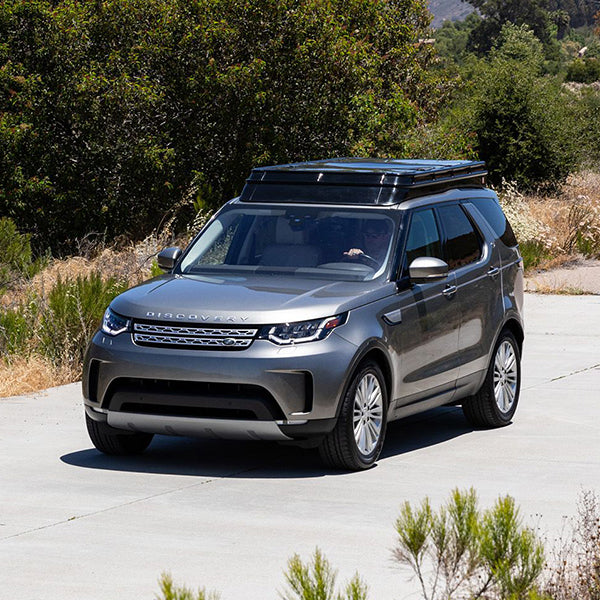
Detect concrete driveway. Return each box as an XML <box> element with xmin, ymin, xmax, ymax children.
<box><xmin>1</xmin><ymin>293</ymin><xmax>599</xmax><ymax>599</ymax></box>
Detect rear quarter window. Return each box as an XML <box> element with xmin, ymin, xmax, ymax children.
<box><xmin>472</xmin><ymin>197</ymin><xmax>518</xmax><ymax>247</ymax></box>
<box><xmin>437</xmin><ymin>204</ymin><xmax>482</xmax><ymax>270</ymax></box>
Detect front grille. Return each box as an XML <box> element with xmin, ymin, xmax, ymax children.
<box><xmin>133</xmin><ymin>322</ymin><xmax>258</xmax><ymax>350</ymax></box>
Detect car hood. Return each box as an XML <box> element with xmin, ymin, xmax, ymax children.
<box><xmin>110</xmin><ymin>273</ymin><xmax>396</xmax><ymax>325</ymax></box>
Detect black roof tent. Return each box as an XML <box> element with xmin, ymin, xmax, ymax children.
<box><xmin>239</xmin><ymin>158</ymin><xmax>488</xmax><ymax>205</ymax></box>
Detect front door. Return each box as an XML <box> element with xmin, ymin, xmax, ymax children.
<box><xmin>388</xmin><ymin>208</ymin><xmax>461</xmax><ymax>409</ymax></box>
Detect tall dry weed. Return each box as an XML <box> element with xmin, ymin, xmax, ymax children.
<box><xmin>544</xmin><ymin>490</ymin><xmax>600</xmax><ymax>600</ymax></box>
<box><xmin>0</xmin><ymin>213</ymin><xmax>202</xmax><ymax>398</ymax></box>
<box><xmin>500</xmin><ymin>172</ymin><xmax>600</xmax><ymax>269</ymax></box>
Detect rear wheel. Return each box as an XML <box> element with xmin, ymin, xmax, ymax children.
<box><xmin>86</xmin><ymin>413</ymin><xmax>154</xmax><ymax>455</ymax></box>
<box><xmin>462</xmin><ymin>330</ymin><xmax>521</xmax><ymax>428</ymax></box>
<box><xmin>319</xmin><ymin>361</ymin><xmax>387</xmax><ymax>470</ymax></box>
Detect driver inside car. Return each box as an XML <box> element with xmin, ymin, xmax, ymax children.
<box><xmin>343</xmin><ymin>219</ymin><xmax>392</xmax><ymax>267</ymax></box>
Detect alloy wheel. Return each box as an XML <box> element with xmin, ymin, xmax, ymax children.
<box><xmin>493</xmin><ymin>340</ymin><xmax>518</xmax><ymax>414</ymax></box>
<box><xmin>352</xmin><ymin>373</ymin><xmax>384</xmax><ymax>456</ymax></box>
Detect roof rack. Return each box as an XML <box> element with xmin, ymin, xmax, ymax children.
<box><xmin>239</xmin><ymin>158</ymin><xmax>487</xmax><ymax>205</ymax></box>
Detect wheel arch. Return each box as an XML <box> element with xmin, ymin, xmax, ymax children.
<box><xmin>336</xmin><ymin>343</ymin><xmax>393</xmax><ymax>418</ymax></box>
<box><xmin>500</xmin><ymin>317</ymin><xmax>524</xmax><ymax>356</ymax></box>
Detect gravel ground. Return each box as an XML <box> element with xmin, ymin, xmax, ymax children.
<box><xmin>525</xmin><ymin>258</ymin><xmax>600</xmax><ymax>294</ymax></box>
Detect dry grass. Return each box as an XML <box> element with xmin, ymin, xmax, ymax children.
<box><xmin>527</xmin><ymin>172</ymin><xmax>600</xmax><ymax>256</ymax></box>
<box><xmin>1</xmin><ymin>241</ymin><xmax>157</xmax><ymax>309</ymax></box>
<box><xmin>0</xmin><ymin>237</ymin><xmax>163</xmax><ymax>397</ymax></box>
<box><xmin>0</xmin><ymin>216</ymin><xmax>201</xmax><ymax>398</ymax></box>
<box><xmin>500</xmin><ymin>171</ymin><xmax>600</xmax><ymax>272</ymax></box>
<box><xmin>0</xmin><ymin>355</ymin><xmax>75</xmax><ymax>398</ymax></box>
<box><xmin>527</xmin><ymin>282</ymin><xmax>588</xmax><ymax>295</ymax></box>
<box><xmin>544</xmin><ymin>490</ymin><xmax>600</xmax><ymax>600</ymax></box>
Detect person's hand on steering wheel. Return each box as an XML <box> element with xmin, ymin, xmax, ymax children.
<box><xmin>343</xmin><ymin>248</ymin><xmax>379</xmax><ymax>268</ymax></box>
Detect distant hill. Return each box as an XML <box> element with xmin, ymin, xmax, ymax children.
<box><xmin>428</xmin><ymin>0</ymin><xmax>599</xmax><ymax>28</ymax></box>
<box><xmin>428</xmin><ymin>0</ymin><xmax>474</xmax><ymax>27</ymax></box>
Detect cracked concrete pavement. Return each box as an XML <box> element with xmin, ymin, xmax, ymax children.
<box><xmin>1</xmin><ymin>292</ymin><xmax>599</xmax><ymax>599</ymax></box>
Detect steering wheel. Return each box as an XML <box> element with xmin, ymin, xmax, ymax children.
<box><xmin>347</xmin><ymin>253</ymin><xmax>379</xmax><ymax>269</ymax></box>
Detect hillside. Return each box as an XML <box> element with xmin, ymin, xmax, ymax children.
<box><xmin>428</xmin><ymin>0</ymin><xmax>473</xmax><ymax>27</ymax></box>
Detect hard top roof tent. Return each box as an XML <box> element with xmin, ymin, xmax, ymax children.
<box><xmin>239</xmin><ymin>158</ymin><xmax>488</xmax><ymax>206</ymax></box>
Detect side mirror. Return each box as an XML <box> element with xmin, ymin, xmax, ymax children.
<box><xmin>409</xmin><ymin>257</ymin><xmax>449</xmax><ymax>284</ymax></box>
<box><xmin>157</xmin><ymin>247</ymin><xmax>182</xmax><ymax>271</ymax></box>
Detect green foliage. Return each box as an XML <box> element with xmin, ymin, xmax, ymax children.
<box><xmin>465</xmin><ymin>0</ymin><xmax>560</xmax><ymax>58</ymax></box>
<box><xmin>37</xmin><ymin>273</ymin><xmax>128</xmax><ymax>367</ymax></box>
<box><xmin>0</xmin><ymin>300</ymin><xmax>31</xmax><ymax>354</ymax></box>
<box><xmin>0</xmin><ymin>272</ymin><xmax>128</xmax><ymax>373</ymax></box>
<box><xmin>281</xmin><ymin>549</ymin><xmax>368</xmax><ymax>600</ymax></box>
<box><xmin>454</xmin><ymin>24</ymin><xmax>579</xmax><ymax>190</ymax></box>
<box><xmin>574</xmin><ymin>86</ymin><xmax>600</xmax><ymax>167</ymax></box>
<box><xmin>393</xmin><ymin>488</ymin><xmax>545</xmax><ymax>600</ymax></box>
<box><xmin>547</xmin><ymin>0</ymin><xmax>599</xmax><ymax>29</ymax></box>
<box><xmin>519</xmin><ymin>240</ymin><xmax>555</xmax><ymax>271</ymax></box>
<box><xmin>150</xmin><ymin>259</ymin><xmax>163</xmax><ymax>277</ymax></box>
<box><xmin>492</xmin><ymin>23</ymin><xmax>546</xmax><ymax>67</ymax></box>
<box><xmin>0</xmin><ymin>216</ymin><xmax>45</xmax><ymax>289</ymax></box>
<box><xmin>0</xmin><ymin>0</ymin><xmax>443</xmax><ymax>254</ymax></box>
<box><xmin>433</xmin><ymin>13</ymin><xmax>481</xmax><ymax>66</ymax></box>
<box><xmin>157</xmin><ymin>572</ymin><xmax>220</xmax><ymax>600</ymax></box>
<box><xmin>566</xmin><ymin>57</ymin><xmax>600</xmax><ymax>82</ymax></box>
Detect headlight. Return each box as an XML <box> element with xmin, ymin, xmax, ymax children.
<box><xmin>259</xmin><ymin>314</ymin><xmax>347</xmax><ymax>345</ymax></box>
<box><xmin>101</xmin><ymin>307</ymin><xmax>131</xmax><ymax>336</ymax></box>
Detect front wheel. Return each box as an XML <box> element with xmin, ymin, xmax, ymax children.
<box><xmin>462</xmin><ymin>330</ymin><xmax>521</xmax><ymax>428</ymax></box>
<box><xmin>319</xmin><ymin>361</ymin><xmax>388</xmax><ymax>470</ymax></box>
<box><xmin>86</xmin><ymin>413</ymin><xmax>154</xmax><ymax>455</ymax></box>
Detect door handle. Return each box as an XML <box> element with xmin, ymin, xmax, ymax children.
<box><xmin>443</xmin><ymin>284</ymin><xmax>457</xmax><ymax>298</ymax></box>
<box><xmin>487</xmin><ymin>266</ymin><xmax>500</xmax><ymax>279</ymax></box>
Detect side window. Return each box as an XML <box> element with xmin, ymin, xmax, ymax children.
<box><xmin>472</xmin><ymin>197</ymin><xmax>518</xmax><ymax>247</ymax></box>
<box><xmin>404</xmin><ymin>209</ymin><xmax>443</xmax><ymax>268</ymax></box>
<box><xmin>437</xmin><ymin>204</ymin><xmax>482</xmax><ymax>271</ymax></box>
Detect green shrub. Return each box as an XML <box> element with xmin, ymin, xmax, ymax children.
<box><xmin>434</xmin><ymin>24</ymin><xmax>580</xmax><ymax>191</ymax></box>
<box><xmin>0</xmin><ymin>216</ymin><xmax>45</xmax><ymax>290</ymax></box>
<box><xmin>566</xmin><ymin>58</ymin><xmax>600</xmax><ymax>83</ymax></box>
<box><xmin>0</xmin><ymin>272</ymin><xmax>127</xmax><ymax>374</ymax></box>
<box><xmin>37</xmin><ymin>273</ymin><xmax>128</xmax><ymax>368</ymax></box>
<box><xmin>282</xmin><ymin>549</ymin><xmax>368</xmax><ymax>600</ymax></box>
<box><xmin>157</xmin><ymin>573</ymin><xmax>219</xmax><ymax>600</ymax></box>
<box><xmin>468</xmin><ymin>26</ymin><xmax>578</xmax><ymax>191</ymax></box>
<box><xmin>393</xmin><ymin>488</ymin><xmax>545</xmax><ymax>600</ymax></box>
<box><xmin>0</xmin><ymin>299</ymin><xmax>34</xmax><ymax>355</ymax></box>
<box><xmin>574</xmin><ymin>86</ymin><xmax>600</xmax><ymax>167</ymax></box>
<box><xmin>519</xmin><ymin>240</ymin><xmax>555</xmax><ymax>271</ymax></box>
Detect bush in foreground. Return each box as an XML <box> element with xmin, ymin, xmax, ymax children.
<box><xmin>155</xmin><ymin>489</ymin><xmax>600</xmax><ymax>599</ymax></box>
<box><xmin>393</xmin><ymin>488</ymin><xmax>545</xmax><ymax>600</ymax></box>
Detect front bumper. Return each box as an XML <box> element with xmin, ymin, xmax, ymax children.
<box><xmin>83</xmin><ymin>328</ymin><xmax>358</xmax><ymax>440</ymax></box>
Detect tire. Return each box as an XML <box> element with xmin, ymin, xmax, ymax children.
<box><xmin>462</xmin><ymin>330</ymin><xmax>521</xmax><ymax>428</ymax></box>
<box><xmin>319</xmin><ymin>361</ymin><xmax>388</xmax><ymax>470</ymax></box>
<box><xmin>86</xmin><ymin>413</ymin><xmax>154</xmax><ymax>455</ymax></box>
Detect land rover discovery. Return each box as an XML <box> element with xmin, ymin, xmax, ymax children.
<box><xmin>83</xmin><ymin>158</ymin><xmax>524</xmax><ymax>470</ymax></box>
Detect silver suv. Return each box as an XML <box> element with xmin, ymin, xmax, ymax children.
<box><xmin>83</xmin><ymin>158</ymin><xmax>524</xmax><ymax>470</ymax></box>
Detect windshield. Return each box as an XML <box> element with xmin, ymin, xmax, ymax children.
<box><xmin>178</xmin><ymin>206</ymin><xmax>397</xmax><ymax>282</ymax></box>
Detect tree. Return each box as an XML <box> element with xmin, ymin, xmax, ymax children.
<box><xmin>466</xmin><ymin>24</ymin><xmax>578</xmax><ymax>189</ymax></box>
<box><xmin>465</xmin><ymin>0</ymin><xmax>557</xmax><ymax>55</ymax></box>
<box><xmin>0</xmin><ymin>0</ymin><xmax>445</xmax><ymax>254</ymax></box>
